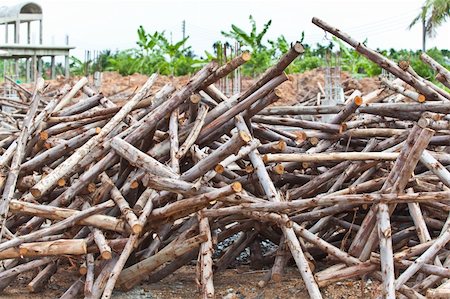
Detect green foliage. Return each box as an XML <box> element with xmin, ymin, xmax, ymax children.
<box><xmin>410</xmin><ymin>0</ymin><xmax>450</xmax><ymax>37</ymax></box>
<box><xmin>72</xmin><ymin>26</ymin><xmax>201</xmax><ymax>76</ymax></box>
<box><xmin>130</xmin><ymin>26</ymin><xmax>202</xmax><ymax>76</ymax></box>
<box><xmin>221</xmin><ymin>15</ymin><xmax>272</xmax><ymax>52</ymax></box>
<box><xmin>69</xmin><ymin>16</ymin><xmax>449</xmax><ymax>82</ymax></box>
<box><xmin>221</xmin><ymin>15</ymin><xmax>275</xmax><ymax>76</ymax></box>
<box><xmin>70</xmin><ymin>56</ymin><xmax>88</xmax><ymax>76</ymax></box>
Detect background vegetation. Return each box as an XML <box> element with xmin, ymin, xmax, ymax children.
<box><xmin>69</xmin><ymin>15</ymin><xmax>449</xmax><ymax>84</ymax></box>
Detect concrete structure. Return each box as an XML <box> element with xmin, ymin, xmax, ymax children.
<box><xmin>0</xmin><ymin>2</ymin><xmax>74</xmax><ymax>82</ymax></box>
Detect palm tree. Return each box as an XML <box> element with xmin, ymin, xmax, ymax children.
<box><xmin>409</xmin><ymin>0</ymin><xmax>450</xmax><ymax>52</ymax></box>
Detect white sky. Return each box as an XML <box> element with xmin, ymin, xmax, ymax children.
<box><xmin>3</xmin><ymin>0</ymin><xmax>450</xmax><ymax>59</ymax></box>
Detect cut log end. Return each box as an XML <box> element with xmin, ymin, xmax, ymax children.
<box><xmin>39</xmin><ymin>131</ymin><xmax>48</xmax><ymax>140</ymax></box>
<box><xmin>239</xmin><ymin>131</ymin><xmax>252</xmax><ymax>143</ymax></box>
<box><xmin>309</xmin><ymin>137</ymin><xmax>319</xmax><ymax>146</ymax></box>
<box><xmin>398</xmin><ymin>60</ymin><xmax>410</xmax><ymax>71</ymax></box>
<box><xmin>293</xmin><ymin>42</ymin><xmax>305</xmax><ymax>54</ymax></box>
<box><xmin>354</xmin><ymin>96</ymin><xmax>363</xmax><ymax>106</ymax></box>
<box><xmin>101</xmin><ymin>251</ymin><xmax>113</xmax><ymax>260</ymax></box>
<box><xmin>190</xmin><ymin>94</ymin><xmax>201</xmax><ymax>104</ymax></box>
<box><xmin>241</xmin><ymin>51</ymin><xmax>252</xmax><ymax>61</ymax></box>
<box><xmin>262</xmin><ymin>154</ymin><xmax>269</xmax><ymax>163</ymax></box>
<box><xmin>277</xmin><ymin>140</ymin><xmax>287</xmax><ymax>151</ymax></box>
<box><xmin>231</xmin><ymin>182</ymin><xmax>242</xmax><ymax>193</ymax></box>
<box><xmin>418</xmin><ymin>94</ymin><xmax>426</xmax><ymax>103</ymax></box>
<box><xmin>79</xmin><ymin>266</ymin><xmax>87</xmax><ymax>275</ymax></box>
<box><xmin>130</xmin><ymin>181</ymin><xmax>140</xmax><ymax>189</ymax></box>
<box><xmin>57</xmin><ymin>178</ymin><xmax>66</xmax><ymax>187</ymax></box>
<box><xmin>214</xmin><ymin>164</ymin><xmax>225</xmax><ymax>174</ymax></box>
<box><xmin>295</xmin><ymin>132</ymin><xmax>306</xmax><ymax>144</ymax></box>
<box><xmin>418</xmin><ymin>118</ymin><xmax>430</xmax><ymax>128</ymax></box>
<box><xmin>30</xmin><ymin>188</ymin><xmax>42</xmax><ymax>198</ymax></box>
<box><xmin>339</xmin><ymin>124</ymin><xmax>347</xmax><ymax>134</ymax></box>
<box><xmin>273</xmin><ymin>164</ymin><xmax>285</xmax><ymax>175</ymax></box>
<box><xmin>245</xmin><ymin>165</ymin><xmax>254</xmax><ymax>173</ymax></box>
<box><xmin>273</xmin><ymin>87</ymin><xmax>283</xmax><ymax>98</ymax></box>
<box><xmin>132</xmin><ymin>224</ymin><xmax>143</xmax><ymax>234</ymax></box>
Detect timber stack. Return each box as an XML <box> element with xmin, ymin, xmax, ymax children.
<box><xmin>0</xmin><ymin>17</ymin><xmax>449</xmax><ymax>299</ymax></box>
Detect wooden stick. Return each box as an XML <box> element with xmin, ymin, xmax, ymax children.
<box><xmin>9</xmin><ymin>199</ymin><xmax>126</xmax><ymax>233</ymax></box>
<box><xmin>100</xmin><ymin>173</ymin><xmax>142</xmax><ymax>234</ymax></box>
<box><xmin>0</xmin><ymin>200</ymin><xmax>114</xmax><ymax>252</ymax></box>
<box><xmin>27</xmin><ymin>260</ymin><xmax>58</xmax><ymax>292</ymax></box>
<box><xmin>197</xmin><ymin>210</ymin><xmax>214</xmax><ymax>298</ymax></box>
<box><xmin>111</xmin><ymin>137</ymin><xmax>178</xmax><ymax>179</ymax></box>
<box><xmin>420</xmin><ymin>53</ymin><xmax>450</xmax><ymax>88</ymax></box>
<box><xmin>0</xmin><ymin>239</ymin><xmax>87</xmax><ymax>259</ymax></box>
<box><xmin>116</xmin><ymin>234</ymin><xmax>207</xmax><ymax>291</ymax></box>
<box><xmin>84</xmin><ymin>253</ymin><xmax>95</xmax><ymax>297</ymax></box>
<box><xmin>264</xmin><ymin>152</ymin><xmax>398</xmax><ymax>163</ymax></box>
<box><xmin>53</xmin><ymin>77</ymin><xmax>89</xmax><ymax>112</ymax></box>
<box><xmin>0</xmin><ymin>257</ymin><xmax>53</xmax><ymax>281</ymax></box>
<box><xmin>177</xmin><ymin>104</ymin><xmax>209</xmax><ymax>159</ymax></box>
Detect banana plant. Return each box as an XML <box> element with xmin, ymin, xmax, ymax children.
<box><xmin>221</xmin><ymin>15</ymin><xmax>272</xmax><ymax>52</ymax></box>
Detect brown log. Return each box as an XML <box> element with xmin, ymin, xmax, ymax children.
<box><xmin>27</xmin><ymin>260</ymin><xmax>58</xmax><ymax>292</ymax></box>
<box><xmin>197</xmin><ymin>211</ymin><xmax>214</xmax><ymax>298</ymax></box>
<box><xmin>116</xmin><ymin>234</ymin><xmax>207</xmax><ymax>291</ymax></box>
<box><xmin>0</xmin><ymin>200</ymin><xmax>114</xmax><ymax>252</ymax></box>
<box><xmin>0</xmin><ymin>239</ymin><xmax>87</xmax><ymax>259</ymax></box>
<box><xmin>9</xmin><ymin>199</ymin><xmax>126</xmax><ymax>233</ymax></box>
<box><xmin>100</xmin><ymin>172</ymin><xmax>142</xmax><ymax>234</ymax></box>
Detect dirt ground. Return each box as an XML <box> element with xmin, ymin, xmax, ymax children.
<box><xmin>34</xmin><ymin>68</ymin><xmax>381</xmax><ymax>108</ymax></box>
<box><xmin>0</xmin><ymin>265</ymin><xmax>381</xmax><ymax>299</ymax></box>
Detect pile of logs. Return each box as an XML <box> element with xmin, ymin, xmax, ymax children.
<box><xmin>0</xmin><ymin>17</ymin><xmax>449</xmax><ymax>299</ymax></box>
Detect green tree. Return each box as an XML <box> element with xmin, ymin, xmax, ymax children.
<box><xmin>221</xmin><ymin>15</ymin><xmax>276</xmax><ymax>76</ymax></box>
<box><xmin>409</xmin><ymin>0</ymin><xmax>450</xmax><ymax>51</ymax></box>
<box><xmin>221</xmin><ymin>15</ymin><xmax>271</xmax><ymax>52</ymax></box>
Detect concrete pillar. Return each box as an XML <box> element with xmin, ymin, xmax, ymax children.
<box><xmin>14</xmin><ymin>59</ymin><xmax>19</xmax><ymax>80</ymax></box>
<box><xmin>39</xmin><ymin>20</ymin><xmax>43</xmax><ymax>44</ymax></box>
<box><xmin>26</xmin><ymin>58</ymin><xmax>31</xmax><ymax>82</ymax></box>
<box><xmin>27</xmin><ymin>21</ymin><xmax>31</xmax><ymax>44</ymax></box>
<box><xmin>65</xmin><ymin>35</ymin><xmax>70</xmax><ymax>78</ymax></box>
<box><xmin>37</xmin><ymin>57</ymin><xmax>43</xmax><ymax>77</ymax></box>
<box><xmin>14</xmin><ymin>20</ymin><xmax>19</xmax><ymax>43</ymax></box>
<box><xmin>4</xmin><ymin>23</ymin><xmax>8</xmax><ymax>43</ymax></box>
<box><xmin>32</xmin><ymin>55</ymin><xmax>37</xmax><ymax>82</ymax></box>
<box><xmin>65</xmin><ymin>55</ymin><xmax>70</xmax><ymax>78</ymax></box>
<box><xmin>51</xmin><ymin>56</ymin><xmax>56</xmax><ymax>79</ymax></box>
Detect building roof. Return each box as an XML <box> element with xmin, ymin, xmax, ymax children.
<box><xmin>0</xmin><ymin>2</ymin><xmax>42</xmax><ymax>23</ymax></box>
